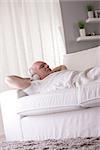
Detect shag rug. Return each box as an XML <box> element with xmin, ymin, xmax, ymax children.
<box><xmin>0</xmin><ymin>137</ymin><xmax>100</xmax><ymax>150</ymax></box>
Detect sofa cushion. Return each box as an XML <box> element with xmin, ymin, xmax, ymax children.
<box><xmin>16</xmin><ymin>88</ymin><xmax>81</xmax><ymax>116</ymax></box>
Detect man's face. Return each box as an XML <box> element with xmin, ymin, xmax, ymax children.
<box><xmin>32</xmin><ymin>61</ymin><xmax>52</xmax><ymax>79</ymax></box>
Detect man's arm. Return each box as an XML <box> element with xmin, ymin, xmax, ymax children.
<box><xmin>5</xmin><ymin>75</ymin><xmax>31</xmax><ymax>89</ymax></box>
<box><xmin>52</xmin><ymin>65</ymin><xmax>67</xmax><ymax>73</ymax></box>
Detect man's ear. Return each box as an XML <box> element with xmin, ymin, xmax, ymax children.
<box><xmin>28</xmin><ymin>68</ymin><xmax>35</xmax><ymax>76</ymax></box>
<box><xmin>28</xmin><ymin>68</ymin><xmax>40</xmax><ymax>80</ymax></box>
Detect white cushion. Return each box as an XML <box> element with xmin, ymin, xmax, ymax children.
<box><xmin>16</xmin><ymin>88</ymin><xmax>81</xmax><ymax>116</ymax></box>
<box><xmin>63</xmin><ymin>46</ymin><xmax>100</xmax><ymax>71</ymax></box>
<box><xmin>78</xmin><ymin>82</ymin><xmax>100</xmax><ymax>107</ymax></box>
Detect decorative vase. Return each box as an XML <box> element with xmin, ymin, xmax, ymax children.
<box><xmin>79</xmin><ymin>29</ymin><xmax>86</xmax><ymax>37</ymax></box>
<box><xmin>88</xmin><ymin>11</ymin><xmax>94</xmax><ymax>18</ymax></box>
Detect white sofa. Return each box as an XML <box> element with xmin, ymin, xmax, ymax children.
<box><xmin>0</xmin><ymin>90</ymin><xmax>23</xmax><ymax>141</ymax></box>
<box><xmin>63</xmin><ymin>46</ymin><xmax>100</xmax><ymax>71</ymax></box>
<box><xmin>1</xmin><ymin>46</ymin><xmax>100</xmax><ymax>141</ymax></box>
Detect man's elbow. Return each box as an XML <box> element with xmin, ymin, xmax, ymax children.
<box><xmin>5</xmin><ymin>76</ymin><xmax>13</xmax><ymax>85</ymax></box>
<box><xmin>5</xmin><ymin>75</ymin><xmax>19</xmax><ymax>87</ymax></box>
<box><xmin>5</xmin><ymin>75</ymin><xmax>31</xmax><ymax>89</ymax></box>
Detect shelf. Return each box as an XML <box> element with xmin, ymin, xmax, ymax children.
<box><xmin>76</xmin><ymin>35</ymin><xmax>100</xmax><ymax>42</ymax></box>
<box><xmin>86</xmin><ymin>18</ymin><xmax>100</xmax><ymax>23</ymax></box>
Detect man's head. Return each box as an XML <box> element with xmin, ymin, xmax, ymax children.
<box><xmin>30</xmin><ymin>61</ymin><xmax>52</xmax><ymax>79</ymax></box>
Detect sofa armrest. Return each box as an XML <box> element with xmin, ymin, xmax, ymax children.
<box><xmin>0</xmin><ymin>90</ymin><xmax>23</xmax><ymax>141</ymax></box>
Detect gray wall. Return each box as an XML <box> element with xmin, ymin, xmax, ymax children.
<box><xmin>60</xmin><ymin>0</ymin><xmax>100</xmax><ymax>53</ymax></box>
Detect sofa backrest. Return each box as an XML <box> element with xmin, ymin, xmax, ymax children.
<box><xmin>63</xmin><ymin>46</ymin><xmax>100</xmax><ymax>71</ymax></box>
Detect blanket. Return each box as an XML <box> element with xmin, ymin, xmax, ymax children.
<box><xmin>77</xmin><ymin>67</ymin><xmax>100</xmax><ymax>106</ymax></box>
<box><xmin>23</xmin><ymin>70</ymin><xmax>79</xmax><ymax>95</ymax></box>
<box><xmin>41</xmin><ymin>66</ymin><xmax>100</xmax><ymax>90</ymax></box>
<box><xmin>19</xmin><ymin>67</ymin><xmax>100</xmax><ymax>109</ymax></box>
<box><xmin>1</xmin><ymin>137</ymin><xmax>100</xmax><ymax>150</ymax></box>
<box><xmin>26</xmin><ymin>67</ymin><xmax>100</xmax><ymax>93</ymax></box>
<box><xmin>76</xmin><ymin>67</ymin><xmax>100</xmax><ymax>87</ymax></box>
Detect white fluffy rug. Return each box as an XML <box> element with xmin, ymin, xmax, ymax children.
<box><xmin>0</xmin><ymin>137</ymin><xmax>100</xmax><ymax>150</ymax></box>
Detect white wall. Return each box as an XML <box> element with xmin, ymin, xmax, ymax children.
<box><xmin>60</xmin><ymin>1</ymin><xmax>100</xmax><ymax>53</ymax></box>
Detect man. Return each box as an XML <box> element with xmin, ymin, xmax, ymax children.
<box><xmin>5</xmin><ymin>61</ymin><xmax>67</xmax><ymax>90</ymax></box>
